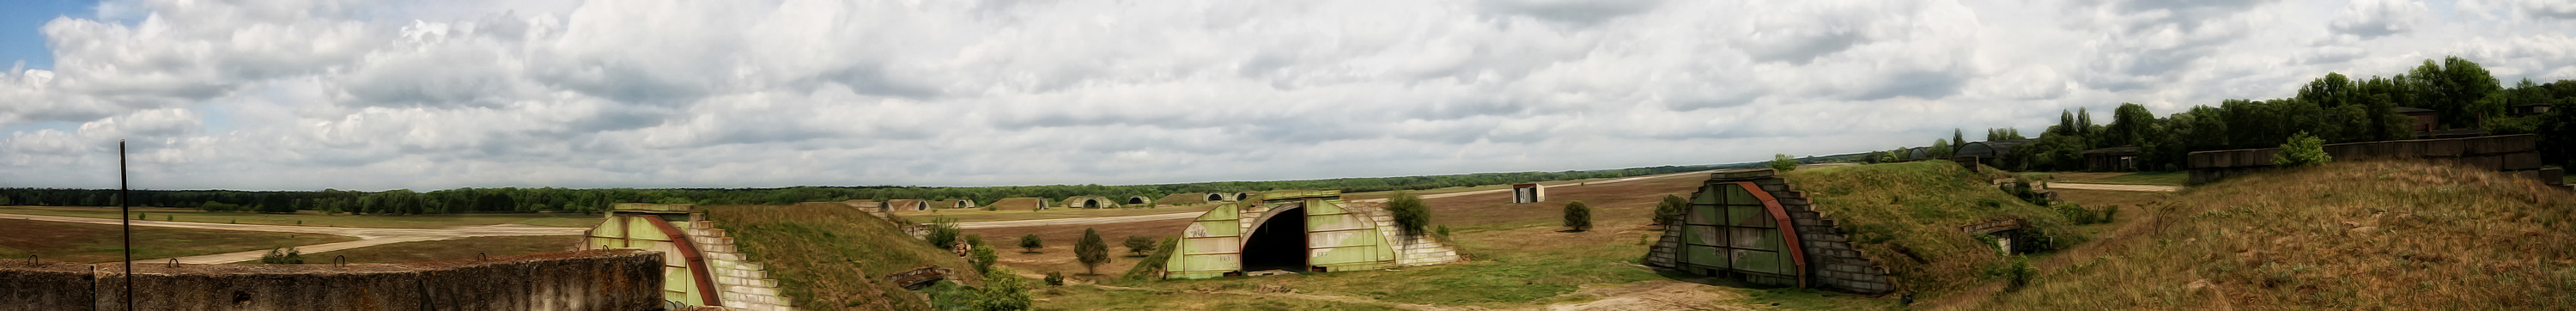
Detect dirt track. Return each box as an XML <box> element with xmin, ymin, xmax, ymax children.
<box><xmin>0</xmin><ymin>213</ymin><xmax>586</xmax><ymax>264</ymax></box>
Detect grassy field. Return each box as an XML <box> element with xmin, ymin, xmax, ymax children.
<box><xmin>1021</xmin><ymin>170</ymin><xmax>1899</xmax><ymax>309</ymax></box>
<box><xmin>1970</xmin><ymin>161</ymin><xmax>2576</xmax><ymax>309</ymax></box>
<box><xmin>898</xmin><ymin>204</ymin><xmax>1217</xmax><ymax>223</ymax></box>
<box><xmin>699</xmin><ymin>203</ymin><xmax>976</xmax><ymax>310</ymax></box>
<box><xmin>0</xmin><ymin>205</ymin><xmax>602</xmax><ymax>229</ymax></box>
<box><xmin>0</xmin><ymin>218</ymin><xmax>357</xmax><ymax>263</ymax></box>
<box><xmin>2062</xmin><ymin>171</ymin><xmax>2189</xmax><ymax>186</ymax></box>
<box><xmin>1783</xmin><ymin>162</ymin><xmax>2091</xmax><ymax>301</ymax></box>
<box><xmin>229</xmin><ymin>235</ymin><xmax>582</xmax><ymax>264</ymax></box>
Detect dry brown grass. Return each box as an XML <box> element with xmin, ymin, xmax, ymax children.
<box><xmin>1978</xmin><ymin>160</ymin><xmax>2576</xmax><ymax>309</ymax></box>
<box><xmin>0</xmin><ymin>218</ymin><xmax>358</xmax><ymax>263</ymax></box>
<box><xmin>964</xmin><ymin>218</ymin><xmax>1193</xmax><ymax>279</ymax></box>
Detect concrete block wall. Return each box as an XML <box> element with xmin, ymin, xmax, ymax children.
<box><xmin>1757</xmin><ymin>178</ymin><xmax>1898</xmax><ymax>295</ymax></box>
<box><xmin>0</xmin><ymin>260</ymin><xmax>93</xmax><ymax>309</ymax></box>
<box><xmin>0</xmin><ymin>249</ymin><xmax>663</xmax><ymax>311</ymax></box>
<box><xmin>1360</xmin><ymin>209</ymin><xmax>1462</xmax><ymax>267</ymax></box>
<box><xmin>2188</xmin><ymin>134</ymin><xmax>2561</xmax><ymax>186</ymax></box>
<box><xmin>686</xmin><ymin>221</ymin><xmax>796</xmax><ymax>311</ymax></box>
<box><xmin>1645</xmin><ymin>170</ymin><xmax>1895</xmax><ymax>295</ymax></box>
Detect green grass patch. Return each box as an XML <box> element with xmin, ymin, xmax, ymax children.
<box><xmin>0</xmin><ymin>205</ymin><xmax>600</xmax><ymax>229</ymax></box>
<box><xmin>238</xmin><ymin>235</ymin><xmax>580</xmax><ymax>264</ymax></box>
<box><xmin>0</xmin><ymin>218</ymin><xmax>358</xmax><ymax>263</ymax></box>
<box><xmin>2065</xmin><ymin>171</ymin><xmax>2188</xmax><ymax>186</ymax></box>
<box><xmin>1783</xmin><ymin>162</ymin><xmax>2085</xmax><ymax>300</ymax></box>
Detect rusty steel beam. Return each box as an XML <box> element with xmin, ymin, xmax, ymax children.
<box><xmin>629</xmin><ymin>214</ymin><xmax>725</xmax><ymax>307</ymax></box>
<box><xmin>1728</xmin><ymin>181</ymin><xmax>1808</xmax><ymax>289</ymax></box>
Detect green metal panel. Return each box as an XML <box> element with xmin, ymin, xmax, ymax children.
<box><xmin>1685</xmin><ymin>245</ymin><xmax>1728</xmax><ymax>269</ymax></box>
<box><xmin>1306</xmin><ymin>199</ymin><xmax>1394</xmax><ymax>270</ymax></box>
<box><xmin>1731</xmin><ymin>249</ymin><xmax>1791</xmax><ymax>276</ymax></box>
<box><xmin>1729</xmin><ymin>227</ymin><xmax>1781</xmax><ymax>251</ymax></box>
<box><xmin>1168</xmin><ymin>206</ymin><xmax>1244</xmax><ymax>279</ymax></box>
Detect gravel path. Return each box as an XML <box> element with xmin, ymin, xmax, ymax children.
<box><xmin>0</xmin><ymin>213</ymin><xmax>586</xmax><ymax>264</ymax></box>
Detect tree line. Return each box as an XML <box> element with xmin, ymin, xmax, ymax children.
<box><xmin>0</xmin><ymin>165</ymin><xmax>1715</xmax><ymax>214</ymax></box>
<box><xmin>1877</xmin><ymin>56</ymin><xmax>2576</xmax><ymax>172</ymax></box>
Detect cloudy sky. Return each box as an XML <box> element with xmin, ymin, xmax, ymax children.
<box><xmin>3</xmin><ymin>0</ymin><xmax>2573</xmax><ymax>191</ymax></box>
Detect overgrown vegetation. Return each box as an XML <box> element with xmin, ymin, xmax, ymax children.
<box><xmin>1121</xmin><ymin>235</ymin><xmax>1155</xmax><ymax>257</ymax></box>
<box><xmin>1650</xmin><ymin>194</ymin><xmax>1686</xmax><ymax>226</ymax></box>
<box><xmin>927</xmin><ymin>216</ymin><xmax>963</xmax><ymax>250</ymax></box>
<box><xmin>926</xmin><ymin>268</ymin><xmax>1032</xmax><ymax>311</ymax></box>
<box><xmin>1978</xmin><ymin>161</ymin><xmax>2576</xmax><ymax>309</ymax></box>
<box><xmin>1118</xmin><ymin>238</ymin><xmax>1179</xmax><ymax>281</ymax></box>
<box><xmin>1783</xmin><ymin>162</ymin><xmax>2087</xmax><ymax>299</ymax></box>
<box><xmin>1385</xmin><ymin>192</ymin><xmax>1430</xmax><ymax>237</ymax></box>
<box><xmin>1771</xmin><ymin>154</ymin><xmax>1799</xmax><ymax>171</ymax></box>
<box><xmin>697</xmin><ymin>204</ymin><xmax>975</xmax><ymax>309</ymax></box>
<box><xmin>257</xmin><ymin>247</ymin><xmax>305</xmax><ymax>264</ymax></box>
<box><xmin>2273</xmin><ymin>131</ymin><xmax>2330</xmax><ymax>168</ymax></box>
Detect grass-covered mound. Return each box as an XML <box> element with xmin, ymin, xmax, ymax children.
<box><xmin>1783</xmin><ymin>162</ymin><xmax>2085</xmax><ymax>298</ymax></box>
<box><xmin>702</xmin><ymin>203</ymin><xmax>981</xmax><ymax>310</ymax></box>
<box><xmin>1981</xmin><ymin>161</ymin><xmax>2576</xmax><ymax>308</ymax></box>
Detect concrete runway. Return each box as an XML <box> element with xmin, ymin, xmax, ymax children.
<box><xmin>0</xmin><ymin>213</ymin><xmax>588</xmax><ymax>264</ymax></box>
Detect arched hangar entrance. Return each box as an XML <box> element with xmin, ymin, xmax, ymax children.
<box><xmin>1163</xmin><ymin>191</ymin><xmax>1464</xmax><ymax>279</ymax></box>
<box><xmin>1239</xmin><ymin>205</ymin><xmax>1306</xmax><ymax>272</ymax></box>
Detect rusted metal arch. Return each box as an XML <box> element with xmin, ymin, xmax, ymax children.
<box><xmin>1727</xmin><ymin>181</ymin><xmax>1809</xmax><ymax>288</ymax></box>
<box><xmin>628</xmin><ymin>214</ymin><xmax>725</xmax><ymax>307</ymax></box>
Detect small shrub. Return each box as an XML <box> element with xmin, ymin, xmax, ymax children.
<box><xmin>258</xmin><ymin>247</ymin><xmax>304</xmax><ymax>264</ymax></box>
<box><xmin>1387</xmin><ymin>192</ymin><xmax>1431</xmax><ymax>237</ymax></box>
<box><xmin>2275</xmin><ymin>131</ymin><xmax>2331</xmax><ymax>168</ymax></box>
<box><xmin>976</xmin><ymin>269</ymin><xmax>1033</xmax><ymax>310</ymax></box>
<box><xmin>1043</xmin><ymin>271</ymin><xmax>1066</xmax><ymax>286</ymax></box>
<box><xmin>1996</xmin><ymin>255</ymin><xmax>2037</xmax><ymax>290</ymax></box>
<box><xmin>1076</xmin><ymin>229</ymin><xmax>1109</xmax><ymax>275</ymax></box>
<box><xmin>970</xmin><ymin>245</ymin><xmax>998</xmax><ymax>273</ymax></box>
<box><xmin>1121</xmin><ymin>238</ymin><xmax>1181</xmax><ymax>281</ymax></box>
<box><xmin>1562</xmin><ymin>201</ymin><xmax>1593</xmax><ymax>232</ymax></box>
<box><xmin>1436</xmin><ymin>225</ymin><xmax>1452</xmax><ymax>240</ymax></box>
<box><xmin>1018</xmin><ymin>234</ymin><xmax>1044</xmax><ymax>253</ymax></box>
<box><xmin>1771</xmin><ymin>154</ymin><xmax>1799</xmax><ymax>171</ymax></box>
<box><xmin>1652</xmin><ymin>194</ymin><xmax>1688</xmax><ymax>226</ymax></box>
<box><xmin>964</xmin><ymin>234</ymin><xmax>986</xmax><ymax>247</ymax></box>
<box><xmin>1122</xmin><ymin>235</ymin><xmax>1156</xmax><ymax>257</ymax></box>
<box><xmin>926</xmin><ymin>216</ymin><xmax>963</xmax><ymax>250</ymax></box>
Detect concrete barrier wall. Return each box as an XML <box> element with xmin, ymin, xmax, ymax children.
<box><xmin>0</xmin><ymin>260</ymin><xmax>94</xmax><ymax>309</ymax></box>
<box><xmin>2</xmin><ymin>249</ymin><xmax>662</xmax><ymax>311</ymax></box>
<box><xmin>2187</xmin><ymin>134</ymin><xmax>2562</xmax><ymax>186</ymax></box>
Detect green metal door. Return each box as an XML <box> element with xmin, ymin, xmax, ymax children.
<box><xmin>1680</xmin><ymin>183</ymin><xmax>1796</xmax><ymax>278</ymax></box>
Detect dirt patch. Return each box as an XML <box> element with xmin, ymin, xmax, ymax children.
<box><xmin>1546</xmin><ymin>279</ymin><xmax>1757</xmax><ymax>311</ymax></box>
